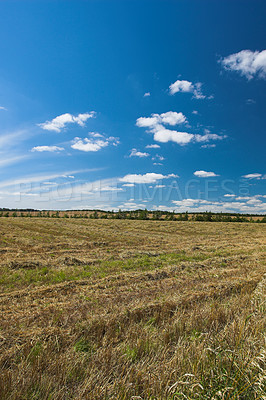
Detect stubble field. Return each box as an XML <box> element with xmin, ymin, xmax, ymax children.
<box><xmin>0</xmin><ymin>218</ymin><xmax>265</xmax><ymax>399</ymax></box>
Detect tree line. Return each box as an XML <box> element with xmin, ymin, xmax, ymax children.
<box><xmin>0</xmin><ymin>209</ymin><xmax>265</xmax><ymax>222</ymax></box>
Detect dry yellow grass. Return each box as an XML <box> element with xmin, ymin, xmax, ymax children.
<box><xmin>0</xmin><ymin>218</ymin><xmax>265</xmax><ymax>399</ymax></box>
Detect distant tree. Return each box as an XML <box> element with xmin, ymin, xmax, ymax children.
<box><xmin>152</xmin><ymin>211</ymin><xmax>160</xmax><ymax>220</ymax></box>
<box><xmin>204</xmin><ymin>212</ymin><xmax>213</xmax><ymax>222</ymax></box>
<box><xmin>138</xmin><ymin>209</ymin><xmax>148</xmax><ymax>220</ymax></box>
<box><xmin>183</xmin><ymin>211</ymin><xmax>189</xmax><ymax>221</ymax></box>
<box><xmin>168</xmin><ymin>211</ymin><xmax>175</xmax><ymax>221</ymax></box>
<box><xmin>195</xmin><ymin>214</ymin><xmax>204</xmax><ymax>221</ymax></box>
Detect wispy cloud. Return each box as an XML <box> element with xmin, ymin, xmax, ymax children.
<box><xmin>71</xmin><ymin>134</ymin><xmax>119</xmax><ymax>152</ymax></box>
<box><xmin>145</xmin><ymin>144</ymin><xmax>160</xmax><ymax>149</ymax></box>
<box><xmin>0</xmin><ymin>169</ymin><xmax>96</xmax><ymax>189</ymax></box>
<box><xmin>0</xmin><ymin>106</ymin><xmax>7</xmax><ymax>111</ymax></box>
<box><xmin>195</xmin><ymin>133</ymin><xmax>227</xmax><ymax>143</ymax></box>
<box><xmin>43</xmin><ymin>177</ymin><xmax>123</xmax><ymax>199</ymax></box>
<box><xmin>38</xmin><ymin>112</ymin><xmax>95</xmax><ymax>132</ymax></box>
<box><xmin>119</xmin><ymin>172</ymin><xmax>178</xmax><ymax>184</ymax></box>
<box><xmin>129</xmin><ymin>148</ymin><xmax>149</xmax><ymax>158</ymax></box>
<box><xmin>201</xmin><ymin>144</ymin><xmax>216</xmax><ymax>149</ymax></box>
<box><xmin>0</xmin><ymin>129</ymin><xmax>29</xmax><ymax>149</ymax></box>
<box><xmin>144</xmin><ymin>92</ymin><xmax>150</xmax><ymax>97</ymax></box>
<box><xmin>31</xmin><ymin>146</ymin><xmax>64</xmax><ymax>152</ymax></box>
<box><xmin>220</xmin><ymin>49</ymin><xmax>266</xmax><ymax>80</ymax></box>
<box><xmin>242</xmin><ymin>173</ymin><xmax>264</xmax><ymax>179</ymax></box>
<box><xmin>246</xmin><ymin>99</ymin><xmax>256</xmax><ymax>105</ymax></box>
<box><xmin>0</xmin><ymin>155</ymin><xmax>28</xmax><ymax>168</ymax></box>
<box><xmin>152</xmin><ymin>154</ymin><xmax>165</xmax><ymax>161</ymax></box>
<box><xmin>0</xmin><ymin>129</ymin><xmax>34</xmax><ymax>169</ymax></box>
<box><xmin>122</xmin><ymin>183</ymin><xmax>135</xmax><ymax>187</ymax></box>
<box><xmin>194</xmin><ymin>170</ymin><xmax>219</xmax><ymax>178</ymax></box>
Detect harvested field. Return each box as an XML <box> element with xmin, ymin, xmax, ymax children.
<box><xmin>0</xmin><ymin>218</ymin><xmax>265</xmax><ymax>399</ymax></box>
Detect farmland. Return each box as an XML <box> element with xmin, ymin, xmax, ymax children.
<box><xmin>0</xmin><ymin>218</ymin><xmax>265</xmax><ymax>399</ymax></box>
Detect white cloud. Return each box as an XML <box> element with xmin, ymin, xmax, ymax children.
<box><xmin>154</xmin><ymin>184</ymin><xmax>166</xmax><ymax>188</ymax></box>
<box><xmin>221</xmin><ymin>50</ymin><xmax>266</xmax><ymax>80</ymax></box>
<box><xmin>38</xmin><ymin>112</ymin><xmax>95</xmax><ymax>132</ymax></box>
<box><xmin>152</xmin><ymin>125</ymin><xmax>194</xmax><ymax>145</ymax></box>
<box><xmin>136</xmin><ymin>111</ymin><xmax>187</xmax><ymax>128</ymax></box>
<box><xmin>71</xmin><ymin>135</ymin><xmax>119</xmax><ymax>152</ymax></box>
<box><xmin>192</xmin><ymin>110</ymin><xmax>199</xmax><ymax>115</ymax></box>
<box><xmin>119</xmin><ymin>172</ymin><xmax>178</xmax><ymax>184</ymax></box>
<box><xmin>122</xmin><ymin>183</ymin><xmax>135</xmax><ymax>187</ymax></box>
<box><xmin>31</xmin><ymin>146</ymin><xmax>64</xmax><ymax>152</ymax></box>
<box><xmin>169</xmin><ymin>79</ymin><xmax>206</xmax><ymax>99</ymax></box>
<box><xmin>129</xmin><ymin>148</ymin><xmax>149</xmax><ymax>158</ymax></box>
<box><xmin>144</xmin><ymin>92</ymin><xmax>150</xmax><ymax>97</ymax></box>
<box><xmin>169</xmin><ymin>197</ymin><xmax>266</xmax><ymax>214</ymax></box>
<box><xmin>0</xmin><ymin>106</ymin><xmax>7</xmax><ymax>111</ymax></box>
<box><xmin>242</xmin><ymin>173</ymin><xmax>263</xmax><ymax>179</ymax></box>
<box><xmin>224</xmin><ymin>195</ymin><xmax>266</xmax><ymax>201</ymax></box>
<box><xmin>246</xmin><ymin>198</ymin><xmax>262</xmax><ymax>205</ymax></box>
<box><xmin>136</xmin><ymin>112</ymin><xmax>226</xmax><ymax>146</ymax></box>
<box><xmin>160</xmin><ymin>111</ymin><xmax>187</xmax><ymax>125</ymax></box>
<box><xmin>118</xmin><ymin>202</ymin><xmax>147</xmax><ymax>210</ymax></box>
<box><xmin>89</xmin><ymin>132</ymin><xmax>104</xmax><ymax>138</ymax></box>
<box><xmin>194</xmin><ymin>170</ymin><xmax>219</xmax><ymax>178</ymax></box>
<box><xmin>136</xmin><ymin>116</ymin><xmax>159</xmax><ymax>128</ymax></box>
<box><xmin>169</xmin><ymin>80</ymin><xmax>194</xmax><ymax>95</ymax></box>
<box><xmin>145</xmin><ymin>144</ymin><xmax>160</xmax><ymax>149</ymax></box>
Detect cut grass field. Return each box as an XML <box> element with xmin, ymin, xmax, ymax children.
<box><xmin>0</xmin><ymin>218</ymin><xmax>265</xmax><ymax>399</ymax></box>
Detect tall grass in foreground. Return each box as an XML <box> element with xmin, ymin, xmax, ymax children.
<box><xmin>0</xmin><ymin>219</ymin><xmax>265</xmax><ymax>399</ymax></box>
<box><xmin>0</xmin><ymin>277</ymin><xmax>265</xmax><ymax>399</ymax></box>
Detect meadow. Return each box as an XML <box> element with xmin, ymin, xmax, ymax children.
<box><xmin>0</xmin><ymin>218</ymin><xmax>265</xmax><ymax>399</ymax></box>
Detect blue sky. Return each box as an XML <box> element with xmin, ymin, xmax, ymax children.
<box><xmin>0</xmin><ymin>0</ymin><xmax>265</xmax><ymax>213</ymax></box>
